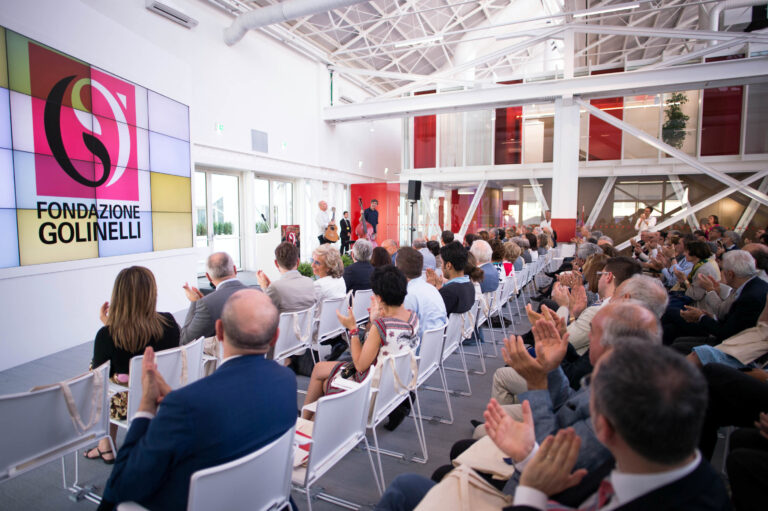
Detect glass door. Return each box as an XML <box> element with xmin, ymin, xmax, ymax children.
<box><xmin>195</xmin><ymin>170</ymin><xmax>242</xmax><ymax>272</ymax></box>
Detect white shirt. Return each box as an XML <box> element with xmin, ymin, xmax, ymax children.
<box><xmin>540</xmin><ymin>219</ymin><xmax>551</xmax><ymax>231</ymax></box>
<box><xmin>313</xmin><ymin>275</ymin><xmax>347</xmax><ymax>305</ymax></box>
<box><xmin>635</xmin><ymin>215</ymin><xmax>657</xmax><ymax>232</ymax></box>
<box><xmin>316</xmin><ymin>209</ymin><xmax>330</xmax><ymax>235</ymax></box>
<box><xmin>514</xmin><ymin>451</ymin><xmax>702</xmax><ymax>510</ymax></box>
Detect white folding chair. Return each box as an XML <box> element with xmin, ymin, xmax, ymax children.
<box><xmin>188</xmin><ymin>426</ymin><xmax>296</xmax><ymax>511</ymax></box>
<box><xmin>119</xmin><ymin>426</ymin><xmax>297</xmax><ymax>511</ymax></box>
<box><xmin>366</xmin><ymin>350</ymin><xmax>425</xmax><ymax>489</ymax></box>
<box><xmin>352</xmin><ymin>289</ymin><xmax>373</xmax><ymax>326</ymax></box>
<box><xmin>293</xmin><ymin>371</ymin><xmax>379</xmax><ymax>509</ymax></box>
<box><xmin>312</xmin><ymin>297</ymin><xmax>346</xmax><ymax>362</ymax></box>
<box><xmin>0</xmin><ymin>363</ymin><xmax>111</xmax><ymax>504</ymax></box>
<box><xmin>111</xmin><ymin>338</ymin><xmax>205</xmax><ymax>429</ymax></box>
<box><xmin>413</xmin><ymin>324</ymin><xmax>455</xmax><ymax>424</ymax></box>
<box><xmin>272</xmin><ymin>305</ymin><xmax>316</xmax><ymax>363</ymax></box>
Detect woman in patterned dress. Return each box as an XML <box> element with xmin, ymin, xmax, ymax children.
<box><xmin>301</xmin><ymin>265</ymin><xmax>418</xmax><ymax>418</ymax></box>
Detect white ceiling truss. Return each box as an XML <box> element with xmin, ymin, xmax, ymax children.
<box><xmin>206</xmin><ymin>0</ymin><xmax>768</xmax><ymax>98</ymax></box>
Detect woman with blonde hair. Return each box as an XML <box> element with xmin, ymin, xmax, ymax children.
<box><xmin>502</xmin><ymin>241</ymin><xmax>522</xmax><ymax>276</ymax></box>
<box><xmin>85</xmin><ymin>266</ymin><xmax>180</xmax><ymax>464</ymax></box>
<box><xmin>311</xmin><ymin>244</ymin><xmax>347</xmax><ymax>303</ymax></box>
<box><xmin>581</xmin><ymin>253</ymin><xmax>609</xmax><ymax>305</ymax></box>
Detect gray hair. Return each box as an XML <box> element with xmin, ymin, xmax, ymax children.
<box><xmin>412</xmin><ymin>238</ymin><xmax>427</xmax><ymax>249</ymax></box>
<box><xmin>613</xmin><ymin>275</ymin><xmax>669</xmax><ymax>318</ymax></box>
<box><xmin>598</xmin><ymin>235</ymin><xmax>614</xmax><ymax>246</ymax></box>
<box><xmin>352</xmin><ymin>239</ymin><xmax>373</xmax><ymax>262</ymax></box>
<box><xmin>576</xmin><ymin>242</ymin><xmax>603</xmax><ymax>260</ymax></box>
<box><xmin>590</xmin><ymin>230</ymin><xmax>604</xmax><ymax>239</ymax></box>
<box><xmin>724</xmin><ymin>230</ymin><xmax>741</xmax><ymax>247</ymax></box>
<box><xmin>600</xmin><ymin>300</ymin><xmax>662</xmax><ymax>346</ymax></box>
<box><xmin>313</xmin><ymin>245</ymin><xmax>344</xmax><ymax>278</ymax></box>
<box><xmin>722</xmin><ymin>250</ymin><xmax>757</xmax><ymax>278</ymax></box>
<box><xmin>206</xmin><ymin>252</ymin><xmax>236</xmax><ymax>280</ymax></box>
<box><xmin>470</xmin><ymin>240</ymin><xmax>493</xmax><ymax>264</ymax></box>
<box><xmin>592</xmin><ymin>342</ymin><xmax>707</xmax><ymax>465</ymax></box>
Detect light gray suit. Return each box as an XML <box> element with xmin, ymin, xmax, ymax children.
<box><xmin>266</xmin><ymin>270</ymin><xmax>316</xmax><ymax>314</ymax></box>
<box><xmin>180</xmin><ymin>279</ymin><xmax>258</xmax><ymax>345</ymax></box>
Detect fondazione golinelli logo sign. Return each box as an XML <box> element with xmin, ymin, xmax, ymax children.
<box><xmin>30</xmin><ymin>42</ymin><xmax>142</xmax><ymax>245</ymax></box>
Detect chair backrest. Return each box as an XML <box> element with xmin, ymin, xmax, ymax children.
<box><xmin>417</xmin><ymin>324</ymin><xmax>447</xmax><ymax>385</ymax></box>
<box><xmin>443</xmin><ymin>311</ymin><xmax>465</xmax><ymax>359</ymax></box>
<box><xmin>187</xmin><ymin>425</ymin><xmax>296</xmax><ymax>511</ymax></box>
<box><xmin>369</xmin><ymin>350</ymin><xmax>417</xmax><ymax>427</ymax></box>
<box><xmin>352</xmin><ymin>289</ymin><xmax>373</xmax><ymax>325</ymax></box>
<box><xmin>0</xmin><ymin>362</ymin><xmax>110</xmax><ymax>482</ymax></box>
<box><xmin>315</xmin><ymin>297</ymin><xmax>346</xmax><ymax>343</ymax></box>
<box><xmin>304</xmin><ymin>371</ymin><xmax>374</xmax><ymax>485</ymax></box>
<box><xmin>531</xmin><ymin>251</ymin><xmax>539</xmax><ymax>261</ymax></box>
<box><xmin>125</xmin><ymin>337</ymin><xmax>205</xmax><ymax>422</ymax></box>
<box><xmin>273</xmin><ymin>305</ymin><xmax>316</xmax><ymax>362</ymax></box>
<box><xmin>500</xmin><ymin>277</ymin><xmax>515</xmax><ymax>302</ymax></box>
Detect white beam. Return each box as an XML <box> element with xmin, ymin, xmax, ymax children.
<box><xmin>640</xmin><ymin>38</ymin><xmax>747</xmax><ymax>70</ymax></box>
<box><xmin>457</xmin><ymin>179</ymin><xmax>488</xmax><ymax>241</ymax></box>
<box><xmin>529</xmin><ymin>177</ymin><xmax>550</xmax><ymax>211</ymax></box>
<box><xmin>586</xmin><ymin>176</ymin><xmax>616</xmax><ymax>228</ymax></box>
<box><xmin>570</xmin><ymin>24</ymin><xmax>768</xmax><ymax>44</ymax></box>
<box><xmin>669</xmin><ymin>178</ymin><xmax>699</xmax><ymax>231</ymax></box>
<box><xmin>328</xmin><ymin>65</ymin><xmax>479</xmax><ymax>86</ymax></box>
<box><xmin>616</xmin><ymin>170</ymin><xmax>768</xmax><ymax>251</ymax></box>
<box><xmin>735</xmin><ymin>177</ymin><xmax>768</xmax><ymax>233</ymax></box>
<box><xmin>575</xmin><ymin>98</ymin><xmax>768</xmax><ymax>207</ymax></box>
<box><xmin>324</xmin><ymin>57</ymin><xmax>768</xmax><ymax>122</ymax></box>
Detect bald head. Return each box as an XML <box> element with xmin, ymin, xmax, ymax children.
<box><xmin>613</xmin><ymin>274</ymin><xmax>669</xmax><ymax>318</ymax></box>
<box><xmin>206</xmin><ymin>252</ymin><xmax>236</xmax><ymax>281</ymax></box>
<box><xmin>218</xmin><ymin>290</ymin><xmax>279</xmax><ymax>353</ymax></box>
<box><xmin>381</xmin><ymin>239</ymin><xmax>398</xmax><ymax>256</ymax></box>
<box><xmin>589</xmin><ymin>300</ymin><xmax>661</xmax><ymax>365</ymax></box>
<box><xmin>744</xmin><ymin>243</ymin><xmax>768</xmax><ymax>258</ymax></box>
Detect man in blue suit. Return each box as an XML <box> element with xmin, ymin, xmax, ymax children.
<box><xmin>98</xmin><ymin>289</ymin><xmax>297</xmax><ymax>511</ymax></box>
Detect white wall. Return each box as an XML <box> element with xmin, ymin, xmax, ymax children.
<box><xmin>0</xmin><ymin>0</ymin><xmax>401</xmax><ymax>371</ymax></box>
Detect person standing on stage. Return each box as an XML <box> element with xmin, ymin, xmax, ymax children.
<box><xmin>316</xmin><ymin>200</ymin><xmax>332</xmax><ymax>245</ymax></box>
<box><xmin>635</xmin><ymin>205</ymin><xmax>657</xmax><ymax>232</ymax></box>
<box><xmin>363</xmin><ymin>199</ymin><xmax>379</xmax><ymax>241</ymax></box>
<box><xmin>339</xmin><ymin>211</ymin><xmax>352</xmax><ymax>255</ymax></box>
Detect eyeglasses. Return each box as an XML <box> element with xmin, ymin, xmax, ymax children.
<box><xmin>596</xmin><ymin>271</ymin><xmax>612</xmax><ymax>276</ymax></box>
<box><xmin>311</xmin><ymin>258</ymin><xmax>320</xmax><ymax>265</ymax></box>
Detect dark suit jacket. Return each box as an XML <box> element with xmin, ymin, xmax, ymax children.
<box><xmin>506</xmin><ymin>458</ymin><xmax>730</xmax><ymax>511</ymax></box>
<box><xmin>340</xmin><ymin>218</ymin><xmax>351</xmax><ymax>240</ymax></box>
<box><xmin>699</xmin><ymin>277</ymin><xmax>768</xmax><ymax>341</ymax></box>
<box><xmin>180</xmin><ymin>279</ymin><xmax>257</xmax><ymax>345</ymax></box>
<box><xmin>343</xmin><ymin>261</ymin><xmax>374</xmax><ymax>292</ymax></box>
<box><xmin>101</xmin><ymin>355</ymin><xmax>297</xmax><ymax>511</ymax></box>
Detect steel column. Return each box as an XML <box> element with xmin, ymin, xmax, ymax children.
<box><xmin>735</xmin><ymin>177</ymin><xmax>768</xmax><ymax>233</ymax></box>
<box><xmin>586</xmin><ymin>176</ymin><xmax>616</xmax><ymax>228</ymax></box>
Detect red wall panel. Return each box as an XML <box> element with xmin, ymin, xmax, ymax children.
<box><xmin>701</xmin><ymin>86</ymin><xmax>743</xmax><ymax>156</ymax></box>
<box><xmin>494</xmin><ymin>80</ymin><xmax>524</xmax><ymax>165</ymax></box>
<box><xmin>414</xmin><ymin>90</ymin><xmax>436</xmax><ymax>168</ymax></box>
<box><xmin>350</xmin><ymin>183</ymin><xmax>400</xmax><ymax>244</ymax></box>
<box><xmin>588</xmin><ymin>97</ymin><xmax>624</xmax><ymax>161</ymax></box>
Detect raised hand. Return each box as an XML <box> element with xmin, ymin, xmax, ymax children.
<box><xmin>502</xmin><ymin>335</ymin><xmax>548</xmax><ymax>390</ymax></box>
<box><xmin>182</xmin><ymin>282</ymin><xmax>204</xmax><ymax>302</ymax></box>
<box><xmin>519</xmin><ymin>429</ymin><xmax>588</xmax><ymax>497</ymax></box>
<box><xmin>673</xmin><ymin>268</ymin><xmax>687</xmax><ymax>284</ymax></box>
<box><xmin>531</xmin><ymin>319</ymin><xmax>569</xmax><ymax>372</ymax></box>
<box><xmin>484</xmin><ymin>399</ymin><xmax>535</xmax><ymax>462</ymax></box>
<box><xmin>697</xmin><ymin>274</ymin><xmax>721</xmax><ymax>294</ymax></box>
<box><xmin>552</xmin><ymin>282</ymin><xmax>571</xmax><ymax>309</ymax></box>
<box><xmin>525</xmin><ymin>303</ymin><xmax>544</xmax><ymax>325</ymax></box>
<box><xmin>680</xmin><ymin>305</ymin><xmax>707</xmax><ymax>323</ymax></box>
<box><xmin>256</xmin><ymin>270</ymin><xmax>271</xmax><ymax>290</ymax></box>
<box><xmin>335</xmin><ymin>306</ymin><xmax>358</xmax><ymax>331</ymax></box>
<box><xmin>541</xmin><ymin>304</ymin><xmax>568</xmax><ymax>337</ymax></box>
<box><xmin>570</xmin><ymin>285</ymin><xmax>588</xmax><ymax>319</ymax></box>
<box><xmin>755</xmin><ymin>412</ymin><xmax>768</xmax><ymax>440</ymax></box>
<box><xmin>139</xmin><ymin>347</ymin><xmax>171</xmax><ymax>414</ymax></box>
<box><xmin>425</xmin><ymin>268</ymin><xmax>442</xmax><ymax>289</ymax></box>
<box><xmin>99</xmin><ymin>301</ymin><xmax>109</xmax><ymax>325</ymax></box>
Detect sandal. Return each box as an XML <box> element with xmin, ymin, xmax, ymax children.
<box><xmin>84</xmin><ymin>446</ymin><xmax>115</xmax><ymax>465</ymax></box>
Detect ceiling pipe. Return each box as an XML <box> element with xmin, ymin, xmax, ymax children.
<box><xmin>224</xmin><ymin>0</ymin><xmax>369</xmax><ymax>46</ymax></box>
<box><xmin>708</xmin><ymin>0</ymin><xmax>766</xmax><ymax>45</ymax></box>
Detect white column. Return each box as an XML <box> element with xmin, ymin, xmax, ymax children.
<box><xmin>551</xmin><ymin>98</ymin><xmax>580</xmax><ymax>235</ymax></box>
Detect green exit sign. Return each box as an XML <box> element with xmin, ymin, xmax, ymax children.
<box><xmin>214</xmin><ymin>122</ymin><xmax>224</xmax><ymax>133</ymax></box>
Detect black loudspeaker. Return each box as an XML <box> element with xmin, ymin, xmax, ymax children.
<box><xmin>407</xmin><ymin>180</ymin><xmax>422</xmax><ymax>201</ymax></box>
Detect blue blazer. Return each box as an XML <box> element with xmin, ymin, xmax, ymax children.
<box><xmin>699</xmin><ymin>276</ymin><xmax>768</xmax><ymax>341</ymax></box>
<box><xmin>101</xmin><ymin>355</ymin><xmax>297</xmax><ymax>511</ymax></box>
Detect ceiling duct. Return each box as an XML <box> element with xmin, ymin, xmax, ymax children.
<box><xmin>708</xmin><ymin>0</ymin><xmax>767</xmax><ymax>45</ymax></box>
<box><xmin>223</xmin><ymin>0</ymin><xmax>368</xmax><ymax>46</ymax></box>
<box><xmin>145</xmin><ymin>0</ymin><xmax>198</xmax><ymax>28</ymax></box>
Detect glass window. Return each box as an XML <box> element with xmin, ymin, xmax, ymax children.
<box><xmin>746</xmin><ymin>83</ymin><xmax>768</xmax><ymax>154</ymax></box>
<box><xmin>623</xmin><ymin>94</ymin><xmax>660</xmax><ymax>159</ymax></box>
<box><xmin>522</xmin><ymin>103</ymin><xmax>554</xmax><ymax>163</ymax></box>
<box><xmin>522</xmin><ymin>185</ymin><xmax>543</xmax><ymax>224</ymax></box>
<box><xmin>465</xmin><ymin>109</ymin><xmax>492</xmax><ymax>166</ymax></box>
<box><xmin>439</xmin><ymin>112</ymin><xmax>463</xmax><ymax>167</ymax></box>
<box><xmin>210</xmin><ymin>173</ymin><xmax>241</xmax><ymax>268</ymax></box>
<box><xmin>271</xmin><ymin>180</ymin><xmax>293</xmax><ymax>228</ymax></box>
<box><xmin>662</xmin><ymin>90</ymin><xmax>699</xmax><ymax>156</ymax></box>
<box><xmin>194</xmin><ymin>171</ymin><xmax>207</xmax><ymax>247</ymax></box>
<box><xmin>253</xmin><ymin>178</ymin><xmax>270</xmax><ymax>233</ymax></box>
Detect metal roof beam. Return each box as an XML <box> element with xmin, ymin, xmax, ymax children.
<box><xmin>323</xmin><ymin>56</ymin><xmax>768</xmax><ymax>122</ymax></box>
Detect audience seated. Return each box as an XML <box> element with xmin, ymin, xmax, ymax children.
<box><xmin>426</xmin><ymin>240</ymin><xmax>442</xmax><ymax>270</ymax></box>
<box><xmin>381</xmin><ymin>239</ymin><xmax>399</xmax><ymax>264</ymax></box>
<box><xmin>440</xmin><ymin>230</ymin><xmax>454</xmax><ymax>246</ymax></box>
<box><xmin>302</xmin><ymin>266</ymin><xmax>418</xmax><ymax>421</ymax></box>
<box><xmin>179</xmin><ymin>251</ymin><xmax>254</xmax><ymax>345</ymax></box>
<box><xmin>429</xmin><ymin>242</ymin><xmax>475</xmax><ymax>315</ymax></box>
<box><xmin>344</xmin><ymin>238</ymin><xmax>375</xmax><ymax>291</ymax></box>
<box><xmin>257</xmin><ymin>241</ymin><xmax>315</xmax><ymax>314</ymax></box>
<box><xmin>469</xmin><ymin>240</ymin><xmax>499</xmax><ymax>295</ymax></box>
<box><xmin>370</xmin><ymin>245</ymin><xmax>392</xmax><ymax>267</ymax></box>
<box><xmin>311</xmin><ymin>244</ymin><xmax>347</xmax><ymax>305</ymax></box>
<box><xmin>97</xmin><ymin>289</ymin><xmax>296</xmax><ymax>511</ymax></box>
<box><xmin>503</xmin><ymin>241</ymin><xmax>523</xmax><ymax>275</ymax></box>
<box><xmin>86</xmin><ymin>266</ymin><xmax>180</xmax><ymax>465</ymax></box>
<box><xmin>396</xmin><ymin>247</ymin><xmax>447</xmax><ymax>338</ymax></box>
<box><xmin>412</xmin><ymin>238</ymin><xmax>436</xmax><ymax>271</ymax></box>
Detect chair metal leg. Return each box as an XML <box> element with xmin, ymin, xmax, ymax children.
<box><xmin>370</xmin><ymin>426</ymin><xmax>386</xmax><ymax>490</ymax></box>
<box><xmin>62</xmin><ymin>451</ymin><xmax>102</xmax><ymax>504</ymax></box>
<box><xmin>408</xmin><ymin>393</ymin><xmax>428</xmax><ymax>464</ymax></box>
<box><xmin>363</xmin><ymin>436</ymin><xmax>384</xmax><ymax>496</ymax></box>
<box><xmin>418</xmin><ymin>367</ymin><xmax>455</xmax><ymax>424</ymax></box>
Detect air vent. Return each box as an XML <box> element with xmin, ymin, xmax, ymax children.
<box><xmin>251</xmin><ymin>130</ymin><xmax>268</xmax><ymax>153</ymax></box>
<box><xmin>145</xmin><ymin>0</ymin><xmax>198</xmax><ymax>29</ymax></box>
